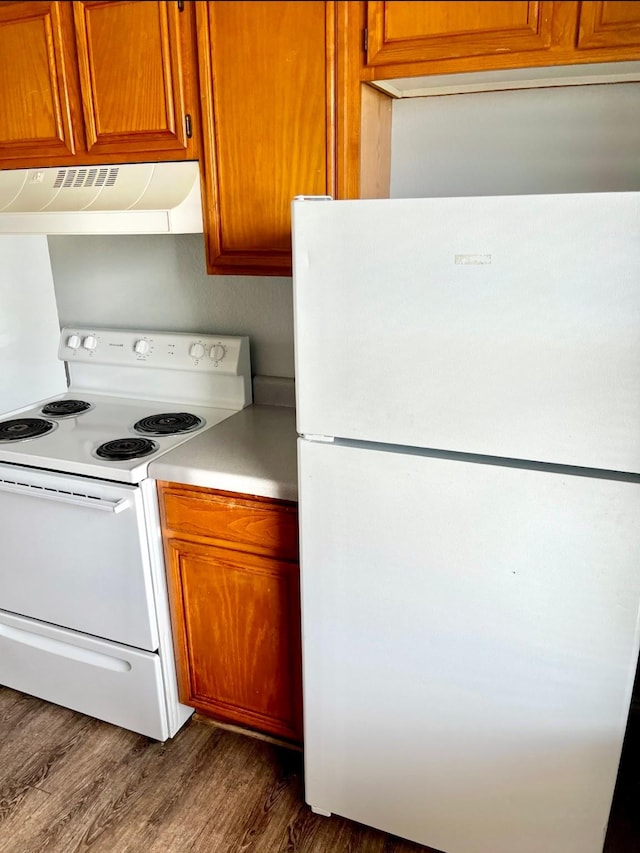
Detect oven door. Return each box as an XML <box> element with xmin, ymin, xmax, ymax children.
<box><xmin>0</xmin><ymin>463</ymin><xmax>159</xmax><ymax>651</ymax></box>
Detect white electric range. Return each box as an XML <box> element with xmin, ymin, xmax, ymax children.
<box><xmin>0</xmin><ymin>327</ymin><xmax>251</xmax><ymax>740</ymax></box>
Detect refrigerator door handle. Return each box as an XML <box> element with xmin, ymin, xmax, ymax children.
<box><xmin>301</xmin><ymin>433</ymin><xmax>335</xmax><ymax>443</ymax></box>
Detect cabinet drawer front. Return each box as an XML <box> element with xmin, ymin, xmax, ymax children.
<box><xmin>161</xmin><ymin>488</ymin><xmax>299</xmax><ymax>560</ymax></box>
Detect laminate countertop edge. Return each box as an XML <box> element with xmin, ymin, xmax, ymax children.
<box><xmin>148</xmin><ymin>405</ymin><xmax>298</xmax><ymax>502</ymax></box>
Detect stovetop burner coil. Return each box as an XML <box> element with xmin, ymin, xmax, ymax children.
<box><xmin>95</xmin><ymin>437</ymin><xmax>159</xmax><ymax>461</ymax></box>
<box><xmin>133</xmin><ymin>412</ymin><xmax>204</xmax><ymax>436</ymax></box>
<box><xmin>41</xmin><ymin>399</ymin><xmax>92</xmax><ymax>417</ymax></box>
<box><xmin>0</xmin><ymin>418</ymin><xmax>56</xmax><ymax>443</ymax></box>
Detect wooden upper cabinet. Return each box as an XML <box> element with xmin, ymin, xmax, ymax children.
<box><xmin>366</xmin><ymin>1</ymin><xmax>555</xmax><ymax>66</ymax></box>
<box><xmin>72</xmin><ymin>1</ymin><xmax>191</xmax><ymax>157</ymax></box>
<box><xmin>361</xmin><ymin>1</ymin><xmax>640</xmax><ymax>78</ymax></box>
<box><xmin>0</xmin><ymin>0</ymin><xmax>198</xmax><ymax>169</ymax></box>
<box><xmin>577</xmin><ymin>1</ymin><xmax>640</xmax><ymax>49</ymax></box>
<box><xmin>0</xmin><ymin>2</ymin><xmax>80</xmax><ymax>161</ymax></box>
<box><xmin>196</xmin><ymin>1</ymin><xmax>340</xmax><ymax>276</ymax></box>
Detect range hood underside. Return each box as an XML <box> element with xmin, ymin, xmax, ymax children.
<box><xmin>0</xmin><ymin>161</ymin><xmax>203</xmax><ymax>234</ymax></box>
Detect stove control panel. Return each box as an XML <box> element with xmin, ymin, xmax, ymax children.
<box><xmin>59</xmin><ymin>328</ymin><xmax>250</xmax><ymax>375</ymax></box>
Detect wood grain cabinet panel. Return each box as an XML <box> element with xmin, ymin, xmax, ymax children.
<box><xmin>158</xmin><ymin>483</ymin><xmax>302</xmax><ymax>744</ymax></box>
<box><xmin>162</xmin><ymin>490</ymin><xmax>299</xmax><ymax>561</ymax></box>
<box><xmin>0</xmin><ymin>1</ymin><xmax>80</xmax><ymax>161</ymax></box>
<box><xmin>577</xmin><ymin>1</ymin><xmax>640</xmax><ymax>49</ymax></box>
<box><xmin>366</xmin><ymin>1</ymin><xmax>555</xmax><ymax>66</ymax></box>
<box><xmin>361</xmin><ymin>1</ymin><xmax>640</xmax><ymax>79</ymax></box>
<box><xmin>196</xmin><ymin>1</ymin><xmax>339</xmax><ymax>276</ymax></box>
<box><xmin>166</xmin><ymin>540</ymin><xmax>302</xmax><ymax>742</ymax></box>
<box><xmin>72</xmin><ymin>0</ymin><xmax>190</xmax><ymax>156</ymax></box>
<box><xmin>0</xmin><ymin>0</ymin><xmax>198</xmax><ymax>169</ymax></box>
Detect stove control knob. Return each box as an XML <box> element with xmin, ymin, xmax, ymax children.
<box><xmin>210</xmin><ymin>344</ymin><xmax>226</xmax><ymax>362</ymax></box>
<box><xmin>83</xmin><ymin>335</ymin><xmax>97</xmax><ymax>351</ymax></box>
<box><xmin>66</xmin><ymin>334</ymin><xmax>81</xmax><ymax>350</ymax></box>
<box><xmin>134</xmin><ymin>339</ymin><xmax>150</xmax><ymax>355</ymax></box>
<box><xmin>190</xmin><ymin>342</ymin><xmax>205</xmax><ymax>359</ymax></box>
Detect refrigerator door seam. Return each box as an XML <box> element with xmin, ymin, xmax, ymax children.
<box><xmin>324</xmin><ymin>437</ymin><xmax>640</xmax><ymax>483</ymax></box>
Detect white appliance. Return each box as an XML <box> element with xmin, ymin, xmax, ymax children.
<box><xmin>0</xmin><ymin>235</ymin><xmax>67</xmax><ymax>413</ymax></box>
<box><xmin>0</xmin><ymin>161</ymin><xmax>203</xmax><ymax>234</ymax></box>
<box><xmin>292</xmin><ymin>193</ymin><xmax>640</xmax><ymax>853</ymax></box>
<box><xmin>0</xmin><ymin>325</ymin><xmax>251</xmax><ymax>740</ymax></box>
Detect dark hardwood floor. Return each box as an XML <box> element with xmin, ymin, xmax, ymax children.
<box><xmin>0</xmin><ymin>687</ymin><xmax>638</xmax><ymax>853</ymax></box>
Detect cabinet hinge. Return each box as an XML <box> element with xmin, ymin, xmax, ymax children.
<box><xmin>362</xmin><ymin>27</ymin><xmax>368</xmax><ymax>53</ymax></box>
<box><xmin>177</xmin><ymin>0</ymin><xmax>185</xmax><ymax>11</ymax></box>
<box><xmin>185</xmin><ymin>114</ymin><xmax>192</xmax><ymax>138</ymax></box>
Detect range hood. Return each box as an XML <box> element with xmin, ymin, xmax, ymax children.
<box><xmin>0</xmin><ymin>161</ymin><xmax>203</xmax><ymax>234</ymax></box>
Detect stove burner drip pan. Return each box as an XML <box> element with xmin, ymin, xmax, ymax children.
<box><xmin>133</xmin><ymin>412</ymin><xmax>204</xmax><ymax>435</ymax></box>
<box><xmin>41</xmin><ymin>399</ymin><xmax>92</xmax><ymax>417</ymax></box>
<box><xmin>95</xmin><ymin>437</ymin><xmax>159</xmax><ymax>461</ymax></box>
<box><xmin>0</xmin><ymin>418</ymin><xmax>56</xmax><ymax>443</ymax></box>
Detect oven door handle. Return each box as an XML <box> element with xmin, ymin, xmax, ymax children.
<box><xmin>0</xmin><ymin>479</ymin><xmax>132</xmax><ymax>513</ymax></box>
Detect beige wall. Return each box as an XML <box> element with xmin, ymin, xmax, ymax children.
<box><xmin>391</xmin><ymin>82</ymin><xmax>640</xmax><ymax>198</ymax></box>
<box><xmin>48</xmin><ymin>233</ymin><xmax>295</xmax><ymax>378</ymax></box>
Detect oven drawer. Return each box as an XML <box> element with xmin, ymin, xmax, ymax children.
<box><xmin>0</xmin><ymin>609</ymin><xmax>170</xmax><ymax>741</ymax></box>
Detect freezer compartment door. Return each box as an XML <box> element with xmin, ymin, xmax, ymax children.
<box><xmin>298</xmin><ymin>438</ymin><xmax>640</xmax><ymax>853</ymax></box>
<box><xmin>292</xmin><ymin>193</ymin><xmax>640</xmax><ymax>472</ymax></box>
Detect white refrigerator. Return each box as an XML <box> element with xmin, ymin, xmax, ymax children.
<box><xmin>291</xmin><ymin>193</ymin><xmax>640</xmax><ymax>853</ymax></box>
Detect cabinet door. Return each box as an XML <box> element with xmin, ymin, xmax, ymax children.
<box><xmin>196</xmin><ymin>1</ymin><xmax>336</xmax><ymax>275</ymax></box>
<box><xmin>166</xmin><ymin>539</ymin><xmax>303</xmax><ymax>742</ymax></box>
<box><xmin>366</xmin><ymin>1</ymin><xmax>556</xmax><ymax>67</ymax></box>
<box><xmin>72</xmin><ymin>0</ymin><xmax>193</xmax><ymax>158</ymax></box>
<box><xmin>577</xmin><ymin>1</ymin><xmax>640</xmax><ymax>49</ymax></box>
<box><xmin>0</xmin><ymin>1</ymin><xmax>80</xmax><ymax>162</ymax></box>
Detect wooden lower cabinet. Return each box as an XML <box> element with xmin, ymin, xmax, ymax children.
<box><xmin>158</xmin><ymin>483</ymin><xmax>302</xmax><ymax>744</ymax></box>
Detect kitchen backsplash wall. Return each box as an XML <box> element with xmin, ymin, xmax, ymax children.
<box><xmin>47</xmin><ymin>234</ymin><xmax>295</xmax><ymax>378</ymax></box>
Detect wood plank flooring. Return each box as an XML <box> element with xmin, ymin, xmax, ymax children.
<box><xmin>0</xmin><ymin>687</ymin><xmax>638</xmax><ymax>853</ymax></box>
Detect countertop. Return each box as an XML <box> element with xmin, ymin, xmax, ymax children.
<box><xmin>148</xmin><ymin>404</ymin><xmax>298</xmax><ymax>502</ymax></box>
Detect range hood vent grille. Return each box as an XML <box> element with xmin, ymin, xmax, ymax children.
<box><xmin>53</xmin><ymin>167</ymin><xmax>120</xmax><ymax>190</ymax></box>
<box><xmin>0</xmin><ymin>161</ymin><xmax>203</xmax><ymax>234</ymax></box>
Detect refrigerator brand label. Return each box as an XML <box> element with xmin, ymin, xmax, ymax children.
<box><xmin>455</xmin><ymin>254</ymin><xmax>492</xmax><ymax>265</ymax></box>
